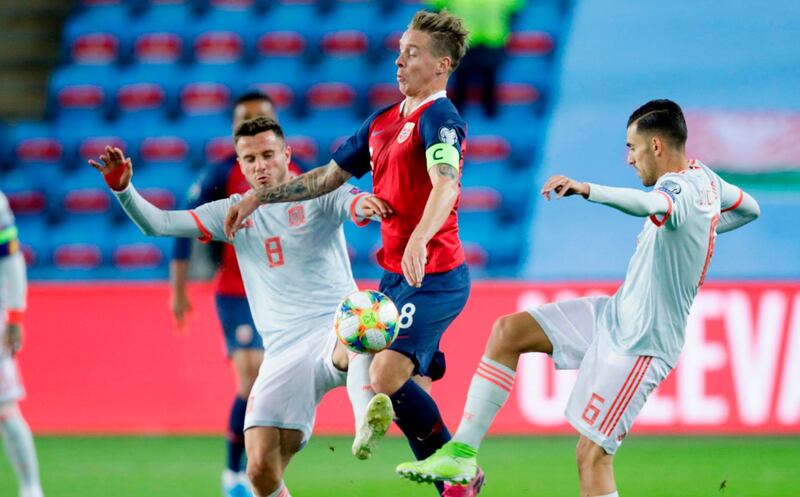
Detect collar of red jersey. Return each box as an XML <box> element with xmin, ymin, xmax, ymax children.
<box><xmin>400</xmin><ymin>90</ymin><xmax>447</xmax><ymax>116</ymax></box>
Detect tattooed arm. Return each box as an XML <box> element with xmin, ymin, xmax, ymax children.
<box><xmin>224</xmin><ymin>160</ymin><xmax>352</xmax><ymax>239</ymax></box>
<box><xmin>401</xmin><ymin>163</ymin><xmax>460</xmax><ymax>287</ymax></box>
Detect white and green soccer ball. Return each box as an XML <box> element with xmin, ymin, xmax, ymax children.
<box><xmin>334</xmin><ymin>290</ymin><xmax>400</xmax><ymax>354</ymax></box>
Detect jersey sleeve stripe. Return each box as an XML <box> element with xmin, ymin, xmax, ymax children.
<box><xmin>188</xmin><ymin>210</ymin><xmax>213</xmax><ymax>243</ymax></box>
<box><xmin>721</xmin><ymin>188</ymin><xmax>744</xmax><ymax>213</ymax></box>
<box><xmin>649</xmin><ymin>190</ymin><xmax>674</xmax><ymax>227</ymax></box>
<box><xmin>350</xmin><ymin>193</ymin><xmax>371</xmax><ymax>227</ymax></box>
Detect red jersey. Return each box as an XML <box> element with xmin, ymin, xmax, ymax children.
<box><xmin>333</xmin><ymin>92</ymin><xmax>467</xmax><ymax>274</ymax></box>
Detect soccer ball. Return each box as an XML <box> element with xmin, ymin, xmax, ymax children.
<box><xmin>334</xmin><ymin>290</ymin><xmax>400</xmax><ymax>354</ymax></box>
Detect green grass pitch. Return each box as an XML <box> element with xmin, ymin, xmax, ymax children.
<box><xmin>1</xmin><ymin>435</ymin><xmax>798</xmax><ymax>496</ymax></box>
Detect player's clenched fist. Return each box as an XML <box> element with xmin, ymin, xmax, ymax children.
<box><xmin>359</xmin><ymin>194</ymin><xmax>393</xmax><ymax>218</ymax></box>
<box><xmin>540</xmin><ymin>174</ymin><xmax>590</xmax><ymax>200</ymax></box>
<box><xmin>88</xmin><ymin>146</ymin><xmax>133</xmax><ymax>192</ymax></box>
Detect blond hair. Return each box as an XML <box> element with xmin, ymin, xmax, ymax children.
<box><xmin>409</xmin><ymin>9</ymin><xmax>469</xmax><ymax>73</ymax></box>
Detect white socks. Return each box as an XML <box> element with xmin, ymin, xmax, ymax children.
<box><xmin>453</xmin><ymin>356</ymin><xmax>516</xmax><ymax>450</ymax></box>
<box><xmin>0</xmin><ymin>403</ymin><xmax>44</xmax><ymax>497</ymax></box>
<box><xmin>594</xmin><ymin>493</ymin><xmax>619</xmax><ymax>497</ymax></box>
<box><xmin>266</xmin><ymin>481</ymin><xmax>291</xmax><ymax>497</ymax></box>
<box><xmin>346</xmin><ymin>352</ymin><xmax>374</xmax><ymax>428</ymax></box>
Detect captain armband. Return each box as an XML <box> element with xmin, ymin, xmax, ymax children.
<box><xmin>425</xmin><ymin>143</ymin><xmax>460</xmax><ymax>172</ymax></box>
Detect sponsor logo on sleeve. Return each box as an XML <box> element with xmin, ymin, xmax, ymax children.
<box><xmin>348</xmin><ymin>187</ymin><xmax>361</xmax><ymax>195</ymax></box>
<box><xmin>438</xmin><ymin>126</ymin><xmax>458</xmax><ymax>146</ymax></box>
<box><xmin>657</xmin><ymin>180</ymin><xmax>682</xmax><ymax>202</ymax></box>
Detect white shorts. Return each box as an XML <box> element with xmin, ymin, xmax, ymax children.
<box><xmin>244</xmin><ymin>327</ymin><xmax>346</xmax><ymax>446</ymax></box>
<box><xmin>0</xmin><ymin>349</ymin><xmax>24</xmax><ymax>404</ymax></box>
<box><xmin>529</xmin><ymin>296</ymin><xmax>671</xmax><ymax>454</ymax></box>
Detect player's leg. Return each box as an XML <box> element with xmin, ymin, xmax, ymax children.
<box><xmin>565</xmin><ymin>330</ymin><xmax>670</xmax><ymax>497</ymax></box>
<box><xmin>0</xmin><ymin>401</ymin><xmax>44</xmax><ymax>497</ymax></box>
<box><xmin>396</xmin><ymin>311</ymin><xmax>550</xmax><ymax>484</ymax></box>
<box><xmin>397</xmin><ymin>296</ymin><xmax>605</xmax><ymax>486</ymax></box>
<box><xmin>576</xmin><ymin>436</ymin><xmax>616</xmax><ymax>497</ymax></box>
<box><xmin>244</xmin><ymin>426</ymin><xmax>302</xmax><ymax>497</ymax></box>
<box><xmin>376</xmin><ymin>265</ymin><xmax>471</xmax><ymax>495</ymax></box>
<box><xmin>342</xmin><ymin>342</ymin><xmax>394</xmax><ymax>460</ymax></box>
<box><xmin>217</xmin><ymin>295</ymin><xmax>264</xmax><ymax>496</ymax></box>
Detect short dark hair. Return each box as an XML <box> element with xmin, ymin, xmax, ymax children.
<box><xmin>233</xmin><ymin>90</ymin><xmax>273</xmax><ymax>110</ymax></box>
<box><xmin>627</xmin><ymin>99</ymin><xmax>687</xmax><ymax>149</ymax></box>
<box><xmin>233</xmin><ymin>117</ymin><xmax>284</xmax><ymax>143</ymax></box>
<box><xmin>409</xmin><ymin>9</ymin><xmax>469</xmax><ymax>73</ymax></box>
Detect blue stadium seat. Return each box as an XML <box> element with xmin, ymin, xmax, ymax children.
<box><xmin>258</xmin><ymin>1</ymin><xmax>322</xmax><ymax>53</ymax></box>
<box><xmin>0</xmin><ymin>169</ymin><xmax>47</xmax><ymax>217</ymax></box>
<box><xmin>112</xmin><ymin>63</ymin><xmax>181</xmax><ymax>122</ymax></box>
<box><xmin>461</xmin><ymin>160</ymin><xmax>533</xmax><ymax>216</ymax></box>
<box><xmin>318</xmin><ymin>2</ymin><xmax>379</xmax><ymax>59</ymax></box>
<box><xmin>174</xmin><ymin>113</ymin><xmax>232</xmax><ymax>166</ymax></box>
<box><xmin>458</xmin><ymin>214</ymin><xmax>523</xmax><ymax>267</ymax></box>
<box><xmin>4</xmin><ymin>121</ymin><xmax>64</xmax><ymax>169</ymax></box>
<box><xmin>177</xmin><ymin>63</ymin><xmax>242</xmax><ymax>117</ymax></box>
<box><xmin>281</xmin><ymin>116</ymin><xmax>322</xmax><ymax>165</ymax></box>
<box><xmin>132</xmin><ymin>132</ymin><xmax>193</xmax><ymax>169</ymax></box>
<box><xmin>305</xmin><ymin>57</ymin><xmax>369</xmax><ymax>119</ymax></box>
<box><xmin>110</xmin><ymin>222</ymin><xmax>171</xmax><ymax>278</ymax></box>
<box><xmin>190</xmin><ymin>7</ymin><xmax>255</xmax><ymax>64</ymax></box>
<box><xmin>128</xmin><ymin>2</ymin><xmax>194</xmax><ymax>63</ymax></box>
<box><xmin>468</xmin><ymin>114</ymin><xmax>541</xmax><ymax>168</ymax></box>
<box><xmin>49</xmin><ymin>217</ymin><xmax>114</xmax><ymax>275</ymax></box>
<box><xmin>48</xmin><ymin>65</ymin><xmax>116</xmax><ymax>122</ymax></box>
<box><xmin>50</xmin><ymin>168</ymin><xmax>113</xmax><ymax>223</ymax></box>
<box><xmin>240</xmin><ymin>59</ymin><xmax>310</xmax><ymax>116</ymax></box>
<box><xmin>61</xmin><ymin>4</ymin><xmax>130</xmax><ymax>64</ymax></box>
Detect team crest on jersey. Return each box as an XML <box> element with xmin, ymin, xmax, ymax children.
<box><xmin>657</xmin><ymin>180</ymin><xmax>682</xmax><ymax>202</ymax></box>
<box><xmin>288</xmin><ymin>205</ymin><xmax>305</xmax><ymax>227</ymax></box>
<box><xmin>397</xmin><ymin>122</ymin><xmax>415</xmax><ymax>144</ymax></box>
<box><xmin>438</xmin><ymin>127</ymin><xmax>458</xmax><ymax>146</ymax></box>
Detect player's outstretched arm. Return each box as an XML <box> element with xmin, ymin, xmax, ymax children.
<box><xmin>541</xmin><ymin>174</ymin><xmax>670</xmax><ymax>217</ymax></box>
<box><xmin>716</xmin><ymin>178</ymin><xmax>760</xmax><ymax>233</ymax></box>
<box><xmin>89</xmin><ymin>147</ymin><xmax>204</xmax><ymax>239</ymax></box>
<box><xmin>224</xmin><ymin>160</ymin><xmax>352</xmax><ymax>239</ymax></box>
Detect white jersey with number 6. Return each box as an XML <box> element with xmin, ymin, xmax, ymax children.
<box><xmin>192</xmin><ymin>184</ymin><xmax>368</xmax><ymax>355</ymax></box>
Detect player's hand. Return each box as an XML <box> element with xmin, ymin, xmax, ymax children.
<box><xmin>540</xmin><ymin>175</ymin><xmax>590</xmax><ymax>200</ymax></box>
<box><xmin>401</xmin><ymin>236</ymin><xmax>427</xmax><ymax>288</ymax></box>
<box><xmin>359</xmin><ymin>195</ymin><xmax>393</xmax><ymax>218</ymax></box>
<box><xmin>3</xmin><ymin>323</ymin><xmax>23</xmax><ymax>356</ymax></box>
<box><xmin>224</xmin><ymin>193</ymin><xmax>259</xmax><ymax>240</ymax></box>
<box><xmin>88</xmin><ymin>146</ymin><xmax>133</xmax><ymax>192</ymax></box>
<box><xmin>170</xmin><ymin>291</ymin><xmax>193</xmax><ymax>331</ymax></box>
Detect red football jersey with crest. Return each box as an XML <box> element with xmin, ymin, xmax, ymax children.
<box><xmin>333</xmin><ymin>92</ymin><xmax>467</xmax><ymax>274</ymax></box>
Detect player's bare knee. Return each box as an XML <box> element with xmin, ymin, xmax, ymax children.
<box><xmin>487</xmin><ymin>315</ymin><xmax>523</xmax><ymax>355</ymax></box>
<box><xmin>575</xmin><ymin>438</ymin><xmax>612</xmax><ymax>475</ymax></box>
<box><xmin>369</xmin><ymin>352</ymin><xmax>413</xmax><ymax>395</ymax></box>
<box><xmin>246</xmin><ymin>457</ymin><xmax>281</xmax><ymax>494</ymax></box>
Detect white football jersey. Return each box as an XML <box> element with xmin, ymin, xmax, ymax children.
<box><xmin>601</xmin><ymin>160</ymin><xmax>741</xmax><ymax>366</ymax></box>
<box><xmin>193</xmin><ymin>184</ymin><xmax>368</xmax><ymax>355</ymax></box>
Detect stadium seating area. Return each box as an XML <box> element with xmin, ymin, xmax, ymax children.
<box><xmin>0</xmin><ymin>0</ymin><xmax>573</xmax><ymax>280</ymax></box>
